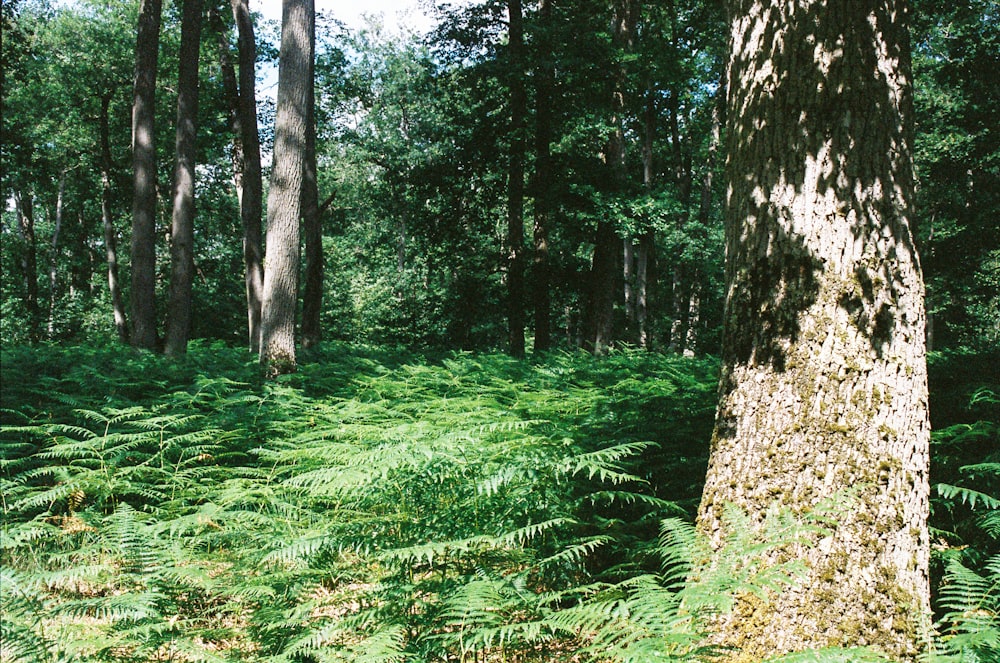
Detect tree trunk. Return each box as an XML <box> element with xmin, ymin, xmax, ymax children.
<box><xmin>585</xmin><ymin>0</ymin><xmax>638</xmax><ymax>355</ymax></box>
<box><xmin>696</xmin><ymin>1</ymin><xmax>930</xmax><ymax>660</ymax></box>
<box><xmin>636</xmin><ymin>229</ymin><xmax>652</xmax><ymax>349</ymax></box>
<box><xmin>231</xmin><ymin>0</ymin><xmax>264</xmax><ymax>353</ymax></box>
<box><xmin>682</xmin><ymin>279</ymin><xmax>699</xmax><ymax>356</ymax></box>
<box><xmin>636</xmin><ymin>83</ymin><xmax>656</xmax><ymax>349</ymax></box>
<box><xmin>14</xmin><ymin>190</ymin><xmax>40</xmax><ymax>342</ymax></box>
<box><xmin>129</xmin><ymin>0</ymin><xmax>162</xmax><ymax>350</ymax></box>
<box><xmin>165</xmin><ymin>0</ymin><xmax>202</xmax><ymax>356</ymax></box>
<box><xmin>260</xmin><ymin>0</ymin><xmax>313</xmax><ymax>374</ymax></box>
<box><xmin>623</xmin><ymin>239</ymin><xmax>636</xmax><ymax>334</ymax></box>
<box><xmin>505</xmin><ymin>0</ymin><xmax>527</xmax><ymax>358</ymax></box>
<box><xmin>301</xmin><ymin>28</ymin><xmax>322</xmax><ymax>350</ymax></box>
<box><xmin>681</xmin><ymin>80</ymin><xmax>722</xmax><ymax>357</ymax></box>
<box><xmin>100</xmin><ymin>92</ymin><xmax>129</xmax><ymax>344</ymax></box>
<box><xmin>531</xmin><ymin>0</ymin><xmax>554</xmax><ymax>353</ymax></box>
<box><xmin>48</xmin><ymin>170</ymin><xmax>67</xmax><ymax>338</ymax></box>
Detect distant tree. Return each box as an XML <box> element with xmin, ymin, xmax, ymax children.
<box><xmin>260</xmin><ymin>0</ymin><xmax>314</xmax><ymax>373</ymax></box>
<box><xmin>235</xmin><ymin>0</ymin><xmax>264</xmax><ymax>352</ymax></box>
<box><xmin>165</xmin><ymin>0</ymin><xmax>203</xmax><ymax>356</ymax></box>
<box><xmin>584</xmin><ymin>0</ymin><xmax>639</xmax><ymax>355</ymax></box>
<box><xmin>301</xmin><ymin>20</ymin><xmax>322</xmax><ymax>350</ymax></box>
<box><xmin>530</xmin><ymin>0</ymin><xmax>554</xmax><ymax>353</ymax></box>
<box><xmin>697</xmin><ymin>1</ymin><xmax>930</xmax><ymax>659</ymax></box>
<box><xmin>505</xmin><ymin>0</ymin><xmax>527</xmax><ymax>358</ymax></box>
<box><xmin>99</xmin><ymin>91</ymin><xmax>130</xmax><ymax>343</ymax></box>
<box><xmin>13</xmin><ymin>190</ymin><xmax>40</xmax><ymax>342</ymax></box>
<box><xmin>129</xmin><ymin>0</ymin><xmax>162</xmax><ymax>350</ymax></box>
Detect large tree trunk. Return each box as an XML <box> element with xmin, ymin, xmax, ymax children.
<box><xmin>505</xmin><ymin>0</ymin><xmax>527</xmax><ymax>358</ymax></box>
<box><xmin>165</xmin><ymin>0</ymin><xmax>202</xmax><ymax>356</ymax></box>
<box><xmin>100</xmin><ymin>92</ymin><xmax>129</xmax><ymax>343</ymax></box>
<box><xmin>696</xmin><ymin>1</ymin><xmax>930</xmax><ymax>660</ymax></box>
<box><xmin>301</xmin><ymin>30</ymin><xmax>322</xmax><ymax>350</ymax></box>
<box><xmin>531</xmin><ymin>0</ymin><xmax>554</xmax><ymax>353</ymax></box>
<box><xmin>260</xmin><ymin>0</ymin><xmax>313</xmax><ymax>374</ymax></box>
<box><xmin>231</xmin><ymin>0</ymin><xmax>264</xmax><ymax>353</ymax></box>
<box><xmin>129</xmin><ymin>0</ymin><xmax>162</xmax><ymax>350</ymax></box>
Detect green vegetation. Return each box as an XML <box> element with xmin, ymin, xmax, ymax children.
<box><xmin>2</xmin><ymin>345</ymin><xmax>996</xmax><ymax>661</ymax></box>
<box><xmin>2</xmin><ymin>0</ymin><xmax>998</xmax><ymax>659</ymax></box>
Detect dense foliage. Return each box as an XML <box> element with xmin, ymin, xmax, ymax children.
<box><xmin>1</xmin><ymin>0</ymin><xmax>995</xmax><ymax>355</ymax></box>
<box><xmin>1</xmin><ymin>345</ymin><xmax>997</xmax><ymax>661</ymax></box>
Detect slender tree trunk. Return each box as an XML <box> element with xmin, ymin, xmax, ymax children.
<box><xmin>165</xmin><ymin>0</ymin><xmax>203</xmax><ymax>356</ymax></box>
<box><xmin>260</xmin><ymin>0</ymin><xmax>313</xmax><ymax>374</ymax></box>
<box><xmin>636</xmin><ymin>83</ymin><xmax>657</xmax><ymax>349</ymax></box>
<box><xmin>697</xmin><ymin>1</ymin><xmax>929</xmax><ymax>659</ymax></box>
<box><xmin>665</xmin><ymin>84</ymin><xmax>693</xmax><ymax>353</ymax></box>
<box><xmin>48</xmin><ymin>170</ymin><xmax>67</xmax><ymax>338</ymax></box>
<box><xmin>100</xmin><ymin>93</ymin><xmax>129</xmax><ymax>343</ymax></box>
<box><xmin>301</xmin><ymin>25</ymin><xmax>323</xmax><ymax>350</ymax></box>
<box><xmin>585</xmin><ymin>0</ymin><xmax>639</xmax><ymax>355</ymax></box>
<box><xmin>129</xmin><ymin>0</ymin><xmax>162</xmax><ymax>350</ymax></box>
<box><xmin>531</xmin><ymin>0</ymin><xmax>554</xmax><ymax>353</ymax></box>
<box><xmin>665</xmin><ymin>0</ymin><xmax>695</xmax><ymax>354</ymax></box>
<box><xmin>681</xmin><ymin>79</ymin><xmax>723</xmax><ymax>357</ymax></box>
<box><xmin>636</xmin><ymin>229</ymin><xmax>653</xmax><ymax>348</ymax></box>
<box><xmin>682</xmin><ymin>280</ymin><xmax>699</xmax><ymax>356</ymax></box>
<box><xmin>504</xmin><ymin>0</ymin><xmax>527</xmax><ymax>357</ymax></box>
<box><xmin>229</xmin><ymin>0</ymin><xmax>265</xmax><ymax>353</ymax></box>
<box><xmin>623</xmin><ymin>239</ymin><xmax>636</xmax><ymax>335</ymax></box>
<box><xmin>14</xmin><ymin>190</ymin><xmax>40</xmax><ymax>342</ymax></box>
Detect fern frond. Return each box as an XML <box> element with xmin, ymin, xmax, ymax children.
<box><xmin>937</xmin><ymin>483</ymin><xmax>1000</xmax><ymax>510</ymax></box>
<box><xmin>538</xmin><ymin>535</ymin><xmax>612</xmax><ymax>568</ymax></box>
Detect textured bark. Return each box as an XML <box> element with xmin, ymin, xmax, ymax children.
<box><xmin>260</xmin><ymin>0</ymin><xmax>313</xmax><ymax>374</ymax></box>
<box><xmin>129</xmin><ymin>0</ymin><xmax>162</xmax><ymax>350</ymax></box>
<box><xmin>506</xmin><ymin>0</ymin><xmax>527</xmax><ymax>358</ymax></box>
<box><xmin>100</xmin><ymin>92</ymin><xmax>129</xmax><ymax>343</ymax></box>
<box><xmin>697</xmin><ymin>1</ymin><xmax>929</xmax><ymax>660</ymax></box>
<box><xmin>165</xmin><ymin>0</ymin><xmax>203</xmax><ymax>356</ymax></box>
<box><xmin>531</xmin><ymin>0</ymin><xmax>554</xmax><ymax>353</ymax></box>
<box><xmin>301</xmin><ymin>22</ymin><xmax>322</xmax><ymax>350</ymax></box>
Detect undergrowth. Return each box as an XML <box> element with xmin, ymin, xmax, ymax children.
<box><xmin>0</xmin><ymin>343</ymin><xmax>996</xmax><ymax>662</ymax></box>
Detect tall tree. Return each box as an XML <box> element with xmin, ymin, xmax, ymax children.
<box><xmin>14</xmin><ymin>189</ymin><xmax>40</xmax><ymax>342</ymax></box>
<box><xmin>260</xmin><ymin>0</ymin><xmax>314</xmax><ymax>373</ymax></box>
<box><xmin>301</xmin><ymin>17</ymin><xmax>322</xmax><ymax>350</ymax></box>
<box><xmin>100</xmin><ymin>91</ymin><xmax>130</xmax><ymax>343</ymax></box>
<box><xmin>696</xmin><ymin>1</ymin><xmax>930</xmax><ymax>659</ymax></box>
<box><xmin>531</xmin><ymin>0</ymin><xmax>554</xmax><ymax>353</ymax></box>
<box><xmin>235</xmin><ymin>0</ymin><xmax>264</xmax><ymax>352</ymax></box>
<box><xmin>505</xmin><ymin>0</ymin><xmax>527</xmax><ymax>357</ymax></box>
<box><xmin>584</xmin><ymin>0</ymin><xmax>639</xmax><ymax>354</ymax></box>
<box><xmin>47</xmin><ymin>169</ymin><xmax>67</xmax><ymax>337</ymax></box>
<box><xmin>165</xmin><ymin>0</ymin><xmax>203</xmax><ymax>356</ymax></box>
<box><xmin>129</xmin><ymin>0</ymin><xmax>163</xmax><ymax>349</ymax></box>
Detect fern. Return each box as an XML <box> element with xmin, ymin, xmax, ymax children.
<box><xmin>926</xmin><ymin>554</ymin><xmax>1000</xmax><ymax>662</ymax></box>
